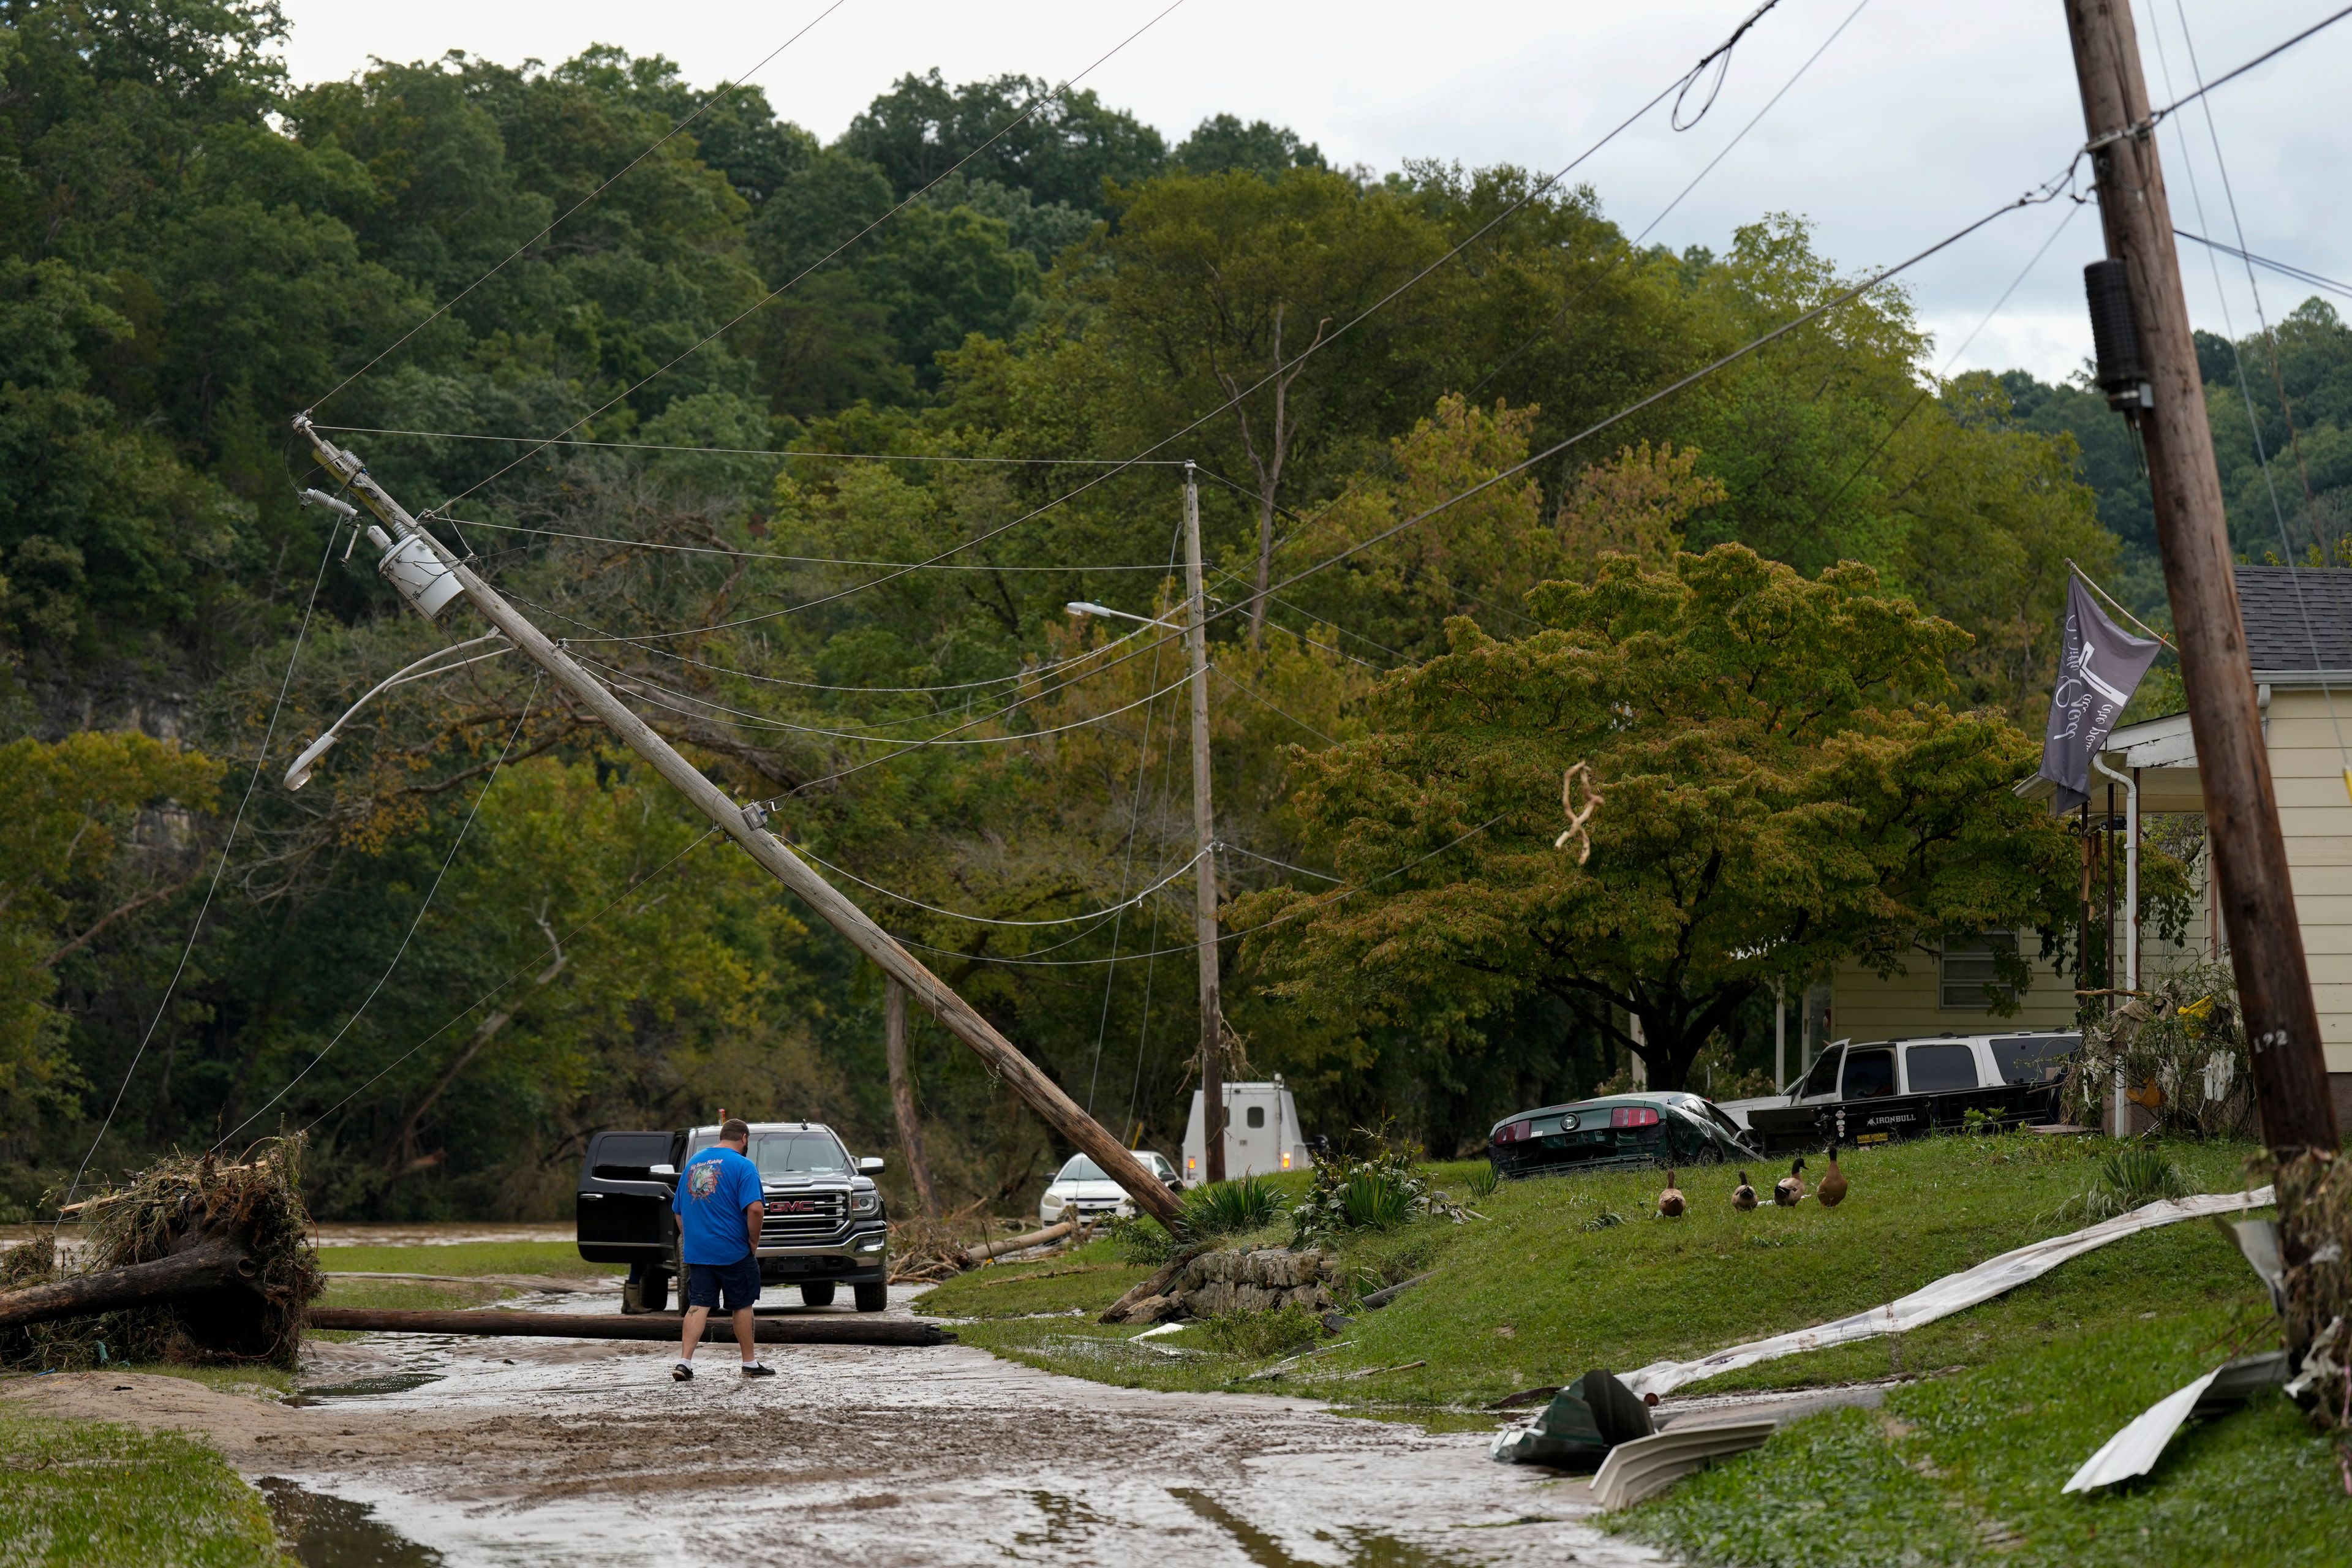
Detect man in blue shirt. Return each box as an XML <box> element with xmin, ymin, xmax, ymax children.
<box><xmin>671</xmin><ymin>1117</ymin><xmax>774</xmax><ymax>1381</ymax></box>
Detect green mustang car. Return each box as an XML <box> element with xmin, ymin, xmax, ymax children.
<box><xmin>1487</xmin><ymin>1092</ymin><xmax>1760</xmax><ymax>1180</ymax></box>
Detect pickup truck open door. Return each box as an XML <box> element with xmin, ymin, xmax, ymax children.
<box><xmin>579</xmin><ymin>1129</ymin><xmax>676</xmax><ymax>1308</ymax></box>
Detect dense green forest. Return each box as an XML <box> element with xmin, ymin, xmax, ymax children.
<box><xmin>1</xmin><ymin>0</ymin><xmax>2338</xmax><ymax>1219</ymax></box>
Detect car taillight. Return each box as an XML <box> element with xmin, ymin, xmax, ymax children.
<box><xmin>1492</xmin><ymin>1120</ymin><xmax>1534</xmax><ymax>1145</ymax></box>
<box><xmin>1610</xmin><ymin>1106</ymin><xmax>1660</xmax><ymax>1129</ymax></box>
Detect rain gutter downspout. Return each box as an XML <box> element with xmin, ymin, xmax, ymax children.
<box><xmin>2092</xmin><ymin>752</ymin><xmax>2138</xmax><ymax>1135</ymax></box>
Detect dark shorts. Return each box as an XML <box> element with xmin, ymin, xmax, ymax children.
<box><xmin>685</xmin><ymin>1256</ymin><xmax>761</xmax><ymax>1313</ymax></box>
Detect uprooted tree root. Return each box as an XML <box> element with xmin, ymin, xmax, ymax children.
<box><xmin>0</xmin><ymin>1136</ymin><xmax>323</xmax><ymax>1371</ymax></box>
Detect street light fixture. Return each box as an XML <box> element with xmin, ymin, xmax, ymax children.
<box><xmin>284</xmin><ymin>631</ymin><xmax>511</xmax><ymax>790</ymax></box>
<box><xmin>1066</xmin><ymin>600</ymin><xmax>1178</xmax><ymax>629</ymax></box>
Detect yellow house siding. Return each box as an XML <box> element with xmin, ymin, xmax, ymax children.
<box><xmin>2261</xmin><ymin>689</ymin><xmax>2352</xmax><ymax>1071</ymax></box>
<box><xmin>1830</xmin><ymin>948</ymin><xmax>2078</xmax><ymax>1043</ymax></box>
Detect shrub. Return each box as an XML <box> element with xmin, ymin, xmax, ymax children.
<box><xmin>1468</xmin><ymin>1164</ymin><xmax>1501</xmax><ymax>1199</ymax></box>
<box><xmin>1197</xmin><ymin>1303</ymin><xmax>1321</xmax><ymax>1359</ymax></box>
<box><xmin>1184</xmin><ymin>1174</ymin><xmax>1286</xmax><ymax>1236</ymax></box>
<box><xmin>1103</xmin><ymin>1215</ymin><xmax>1177</xmax><ymax>1265</ymax></box>
<box><xmin>2062</xmin><ymin>1142</ymin><xmax>2193</xmax><ymax>1220</ymax></box>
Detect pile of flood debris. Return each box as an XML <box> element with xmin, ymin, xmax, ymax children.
<box><xmin>0</xmin><ymin>1136</ymin><xmax>323</xmax><ymax>1371</ymax></box>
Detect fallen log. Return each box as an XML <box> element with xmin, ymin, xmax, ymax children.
<box><xmin>963</xmin><ymin>1219</ymin><xmax>1076</xmax><ymax>1265</ymax></box>
<box><xmin>306</xmin><ymin>1308</ymin><xmax>953</xmax><ymax>1346</ymax></box>
<box><xmin>1099</xmin><ymin>1242</ymin><xmax>1213</xmax><ymax>1324</ymax></box>
<box><xmin>0</xmin><ymin>1237</ymin><xmax>256</xmax><ymax>1332</ymax></box>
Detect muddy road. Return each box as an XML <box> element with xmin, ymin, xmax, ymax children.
<box><xmin>4</xmin><ymin>1286</ymin><xmax>1664</xmax><ymax>1567</ymax></box>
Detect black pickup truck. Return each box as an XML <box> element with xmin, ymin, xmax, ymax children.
<box><xmin>577</xmin><ymin>1121</ymin><xmax>891</xmax><ymax>1314</ymax></box>
<box><xmin>1744</xmin><ymin>1030</ymin><xmax>2078</xmax><ymax>1155</ymax></box>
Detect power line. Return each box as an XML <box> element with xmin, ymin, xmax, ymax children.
<box><xmin>301</xmin><ymin>829</ymin><xmax>724</xmax><ymax>1140</ymax></box>
<box><xmin>2143</xmin><ymin>1</ymin><xmax>2352</xmax><ymax>128</ymax></box>
<box><xmin>429</xmin><ymin>0</ymin><xmax>1196</xmax><ymax>513</ymax></box>
<box><xmin>1816</xmin><ymin>195</ymin><xmax>2082</xmax><ymax>515</ymax></box>
<box><xmin>1210</xmin><ymin>663</ymin><xmax>1340</xmax><ymax>745</ymax></box>
<box><xmin>311</xmin><ymin>424</ymin><xmax>1189</xmax><ymax>468</ymax></box>
<box><xmin>767</xmin><ymin>156</ymin><xmax>2082</xmax><ymax>805</ymax></box>
<box><xmin>58</xmin><ymin>518</ymin><xmax>344</xmax><ymax>1213</ymax></box>
<box><xmin>578</xmin><ymin>645</ymin><xmax>1196</xmax><ymax>748</ymax></box>
<box><xmin>435</xmin><ymin>513</ymin><xmax>1178</xmax><ymax>573</ymax></box>
<box><xmin>2174</xmin><ymin>230</ymin><xmax>2352</xmax><ymax>304</ymax></box>
<box><xmin>307</xmin><ymin>0</ymin><xmax>854</xmax><ymax>413</ymax></box>
<box><xmin>535</xmin><ymin>0</ymin><xmax>1803</xmax><ymax>648</ymax></box>
<box><xmin>892</xmin><ymin>816</ymin><xmax>1501</xmax><ymax>968</ymax></box>
<box><xmin>2154</xmin><ymin>0</ymin><xmax>2350</xmax><ymax>772</ymax></box>
<box><xmin>794</xmin><ymin>842</ymin><xmax>1204</xmax><ymax>927</ymax></box>
<box><xmin>214</xmin><ymin>675</ymin><xmax>543</xmax><ymax>1152</ymax></box>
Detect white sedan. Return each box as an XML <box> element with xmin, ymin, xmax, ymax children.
<box><xmin>1039</xmin><ymin>1150</ymin><xmax>1178</xmax><ymax>1225</ymax></box>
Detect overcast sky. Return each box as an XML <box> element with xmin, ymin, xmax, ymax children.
<box><xmin>273</xmin><ymin>0</ymin><xmax>2352</xmax><ymax>385</ymax></box>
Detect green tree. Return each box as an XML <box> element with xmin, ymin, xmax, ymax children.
<box><xmin>1235</xmin><ymin>545</ymin><xmax>2078</xmax><ymax>1091</ymax></box>
<box><xmin>0</xmin><ymin>731</ymin><xmax>221</xmax><ymax>1146</ymax></box>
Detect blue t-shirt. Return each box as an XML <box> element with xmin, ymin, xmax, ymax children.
<box><xmin>672</xmin><ymin>1145</ymin><xmax>764</xmax><ymax>1265</ymax></box>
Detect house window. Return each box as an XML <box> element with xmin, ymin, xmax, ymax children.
<box><xmin>1940</xmin><ymin>935</ymin><xmax>2018</xmax><ymax>1011</ymax></box>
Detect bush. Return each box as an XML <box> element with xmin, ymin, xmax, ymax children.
<box><xmin>1468</xmin><ymin>1164</ymin><xmax>1501</xmax><ymax>1199</ymax></box>
<box><xmin>1183</xmin><ymin>1174</ymin><xmax>1286</xmax><ymax>1236</ymax></box>
<box><xmin>1103</xmin><ymin>1214</ymin><xmax>1177</xmax><ymax>1265</ymax></box>
<box><xmin>1197</xmin><ymin>1303</ymin><xmax>1321</xmax><ymax>1359</ymax></box>
<box><xmin>1291</xmin><ymin>1141</ymin><xmax>1472</xmax><ymax>1244</ymax></box>
<box><xmin>2062</xmin><ymin>1142</ymin><xmax>2193</xmax><ymax>1220</ymax></box>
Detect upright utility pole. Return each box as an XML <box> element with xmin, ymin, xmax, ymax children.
<box><xmin>1182</xmin><ymin>462</ymin><xmax>1226</xmax><ymax>1184</ymax></box>
<box><xmin>2060</xmin><ymin>0</ymin><xmax>2340</xmax><ymax>1156</ymax></box>
<box><xmin>292</xmin><ymin>417</ymin><xmax>1188</xmax><ymax>1228</ymax></box>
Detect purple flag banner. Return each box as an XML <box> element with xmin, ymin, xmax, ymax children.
<box><xmin>2038</xmin><ymin>576</ymin><xmax>2161</xmax><ymax>815</ymax></box>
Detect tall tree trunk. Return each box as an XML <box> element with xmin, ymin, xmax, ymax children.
<box><xmin>885</xmin><ymin>979</ymin><xmax>940</xmax><ymax>1215</ymax></box>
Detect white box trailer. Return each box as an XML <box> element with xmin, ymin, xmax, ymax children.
<box><xmin>1180</xmin><ymin>1078</ymin><xmax>1313</xmax><ymax>1186</ymax></box>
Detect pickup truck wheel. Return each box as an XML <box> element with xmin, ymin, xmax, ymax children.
<box><xmin>798</xmin><ymin>1281</ymin><xmax>836</xmax><ymax>1308</ymax></box>
<box><xmin>853</xmin><ymin>1281</ymin><xmax>889</xmax><ymax>1313</ymax></box>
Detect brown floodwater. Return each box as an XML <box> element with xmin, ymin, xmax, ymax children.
<box><xmin>7</xmin><ymin>1285</ymin><xmax>1667</xmax><ymax>1567</ymax></box>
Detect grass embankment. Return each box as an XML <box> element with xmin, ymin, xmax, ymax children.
<box><xmin>929</xmin><ymin>1137</ymin><xmax>2263</xmax><ymax>1408</ymax></box>
<box><xmin>312</xmin><ymin>1240</ymin><xmax>622</xmax><ymax>1316</ymax></box>
<box><xmin>0</xmin><ymin>1410</ymin><xmax>287</xmax><ymax>1567</ymax></box>
<box><xmin>924</xmin><ymin>1136</ymin><xmax>2352</xmax><ymax>1562</ymax></box>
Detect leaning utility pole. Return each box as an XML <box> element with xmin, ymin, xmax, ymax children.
<box><xmin>292</xmin><ymin>416</ymin><xmax>1187</xmax><ymax>1227</ymax></box>
<box><xmin>1182</xmin><ymin>462</ymin><xmax>1227</xmax><ymax>1185</ymax></box>
<box><xmin>2060</xmin><ymin>0</ymin><xmax>2340</xmax><ymax>1156</ymax></box>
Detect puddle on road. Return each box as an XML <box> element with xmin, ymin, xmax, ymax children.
<box><xmin>287</xmin><ymin>1371</ymin><xmax>446</xmax><ymax>1405</ymax></box>
<box><xmin>1171</xmin><ymin>1487</ymin><xmax>1469</xmax><ymax>1568</ymax></box>
<box><xmin>262</xmin><ymin>1477</ymin><xmax>443</xmax><ymax>1567</ymax></box>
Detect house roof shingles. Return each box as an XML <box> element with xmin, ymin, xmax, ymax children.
<box><xmin>2233</xmin><ymin>567</ymin><xmax>2352</xmax><ymax>673</ymax></box>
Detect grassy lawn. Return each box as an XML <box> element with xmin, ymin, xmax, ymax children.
<box><xmin>0</xmin><ymin>1409</ymin><xmax>287</xmax><ymax>1567</ymax></box>
<box><xmin>918</xmin><ymin>1133</ymin><xmax>2352</xmax><ymax>1560</ymax></box>
<box><xmin>313</xmin><ymin>1240</ymin><xmax>620</xmax><ymax>1279</ymax></box>
<box><xmin>927</xmin><ymin>1136</ymin><xmax>2269</xmax><ymax>1413</ymax></box>
<box><xmin>1615</xmin><ymin>1289</ymin><xmax>2348</xmax><ymax>1567</ymax></box>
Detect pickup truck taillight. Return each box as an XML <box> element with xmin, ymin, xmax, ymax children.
<box><xmin>1492</xmin><ymin>1120</ymin><xmax>1534</xmax><ymax>1145</ymax></box>
<box><xmin>1610</xmin><ymin>1106</ymin><xmax>1660</xmax><ymax>1128</ymax></box>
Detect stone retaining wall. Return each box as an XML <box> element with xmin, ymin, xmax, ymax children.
<box><xmin>1117</xmin><ymin>1247</ymin><xmax>1334</xmax><ymax>1324</ymax></box>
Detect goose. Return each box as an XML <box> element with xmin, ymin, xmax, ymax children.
<box><xmin>1732</xmin><ymin>1170</ymin><xmax>1757</xmax><ymax>1212</ymax></box>
<box><xmin>1657</xmin><ymin>1169</ymin><xmax>1686</xmax><ymax>1218</ymax></box>
<box><xmin>1773</xmin><ymin>1155</ymin><xmax>1807</xmax><ymax>1207</ymax></box>
<box><xmin>1817</xmin><ymin>1145</ymin><xmax>1849</xmax><ymax>1208</ymax></box>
